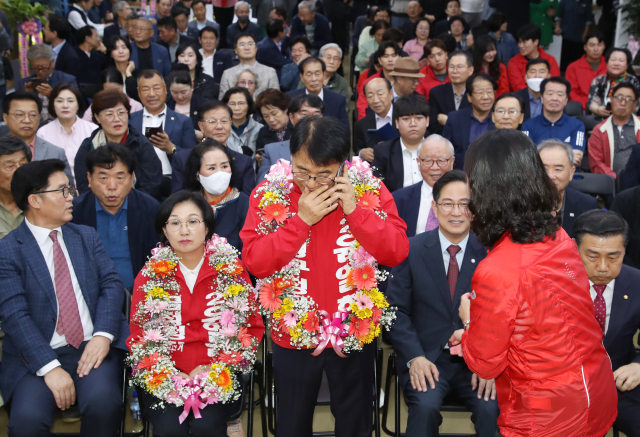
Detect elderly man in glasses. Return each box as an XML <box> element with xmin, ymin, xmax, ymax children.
<box><xmin>492</xmin><ymin>93</ymin><xmax>525</xmax><ymax>130</ymax></box>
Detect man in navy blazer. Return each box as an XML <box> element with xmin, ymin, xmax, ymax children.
<box><xmin>198</xmin><ymin>26</ymin><xmax>236</xmax><ymax>85</ymax></box>
<box><xmin>130</xmin><ymin>18</ymin><xmax>172</xmax><ymax>77</ymax></box>
<box><xmin>575</xmin><ymin>210</ymin><xmax>640</xmax><ymax>437</ymax></box>
<box><xmin>387</xmin><ymin>170</ymin><xmax>499</xmax><ymax>437</ymax></box>
<box><xmin>256</xmin><ymin>19</ymin><xmax>291</xmax><ymax>78</ymax></box>
<box><xmin>0</xmin><ymin>159</ymin><xmax>129</xmax><ymax>436</ymax></box>
<box><xmin>611</xmin><ymin>186</ymin><xmax>640</xmax><ymax>269</ymax></box>
<box><xmin>43</xmin><ymin>15</ymin><xmax>80</xmax><ymax>78</ymax></box>
<box><xmin>289</xmin><ymin>2</ymin><xmax>332</xmax><ymax>51</ymax></box>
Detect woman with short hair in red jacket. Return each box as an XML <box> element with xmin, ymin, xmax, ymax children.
<box><xmin>455</xmin><ymin>129</ymin><xmax>618</xmax><ymax>437</ymax></box>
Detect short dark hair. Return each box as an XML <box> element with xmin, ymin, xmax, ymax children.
<box><xmin>381</xmin><ymin>28</ymin><xmax>404</xmax><ymax>44</ymax></box>
<box><xmin>437</xmin><ymin>33</ymin><xmax>457</xmax><ymax>54</ymax></box>
<box><xmin>255</xmin><ymin>88</ymin><xmax>290</xmax><ymax>113</ymax></box>
<box><xmin>449</xmin><ymin>49</ymin><xmax>473</xmax><ymax>67</ymax></box>
<box><xmin>184</xmin><ymin>138</ymin><xmax>239</xmax><ymax>191</ymax></box>
<box><xmin>583</xmin><ymin>29</ymin><xmax>604</xmax><ymax>44</ymax></box>
<box><xmin>3</xmin><ymin>91</ymin><xmax>42</xmax><ymax>115</ymax></box>
<box><xmin>290</xmin><ymin>36</ymin><xmax>311</xmax><ymax>52</ymax></box>
<box><xmin>199</xmin><ymin>25</ymin><xmax>219</xmax><ymax>39</ymax></box>
<box><xmin>574</xmin><ymin>210</ymin><xmax>629</xmax><ymax>247</ymax></box>
<box><xmin>540</xmin><ymin>76</ymin><xmax>571</xmax><ymax>96</ymax></box>
<box><xmin>91</xmin><ymin>89</ymin><xmax>131</xmax><ymax>124</ymax></box>
<box><xmin>448</xmin><ymin>15</ymin><xmax>467</xmax><ymax>32</ymax></box>
<box><xmin>168</xmin><ymin>65</ymin><xmax>192</xmax><ymax>88</ymax></box>
<box><xmin>75</xmin><ymin>25</ymin><xmax>95</xmax><ymax>45</ymax></box>
<box><xmin>266</xmin><ymin>19</ymin><xmax>285</xmax><ymax>39</ymax></box>
<box><xmin>234</xmin><ymin>32</ymin><xmax>255</xmax><ymax>47</ymax></box>
<box><xmin>376</xmin><ymin>40</ymin><xmax>401</xmax><ymax>59</ymax></box>
<box><xmin>464</xmin><ymin>129</ymin><xmax>560</xmax><ymax>247</ymax></box>
<box><xmin>486</xmin><ymin>12</ymin><xmax>506</xmax><ymax>33</ymax></box>
<box><xmin>370</xmin><ymin>19</ymin><xmax>391</xmax><ymax>37</ymax></box>
<box><xmin>85</xmin><ymin>142</ymin><xmax>137</xmax><ymax>174</ymax></box>
<box><xmin>393</xmin><ymin>93</ymin><xmax>430</xmax><ymax>121</ymax></box>
<box><xmin>289</xmin><ymin>94</ymin><xmax>324</xmax><ymax>114</ymax></box>
<box><xmin>223</xmin><ymin>86</ymin><xmax>256</xmax><ymax>114</ymax></box>
<box><xmin>48</xmin><ymin>83</ymin><xmax>85</xmax><ymax>119</ymax></box>
<box><xmin>155</xmin><ymin>191</ymin><xmax>216</xmax><ymax>245</ymax></box>
<box><xmin>605</xmin><ymin>47</ymin><xmax>632</xmax><ymax>66</ymax></box>
<box><xmin>526</xmin><ymin>57</ymin><xmax>550</xmax><ymax>72</ymax></box>
<box><xmin>198</xmin><ymin>100</ymin><xmax>233</xmax><ymax>121</ymax></box>
<box><xmin>47</xmin><ymin>15</ymin><xmax>70</xmax><ymax>40</ymax></box>
<box><xmin>446</xmin><ymin>0</ymin><xmax>460</xmax><ymax>7</ymax></box>
<box><xmin>0</xmin><ymin>136</ymin><xmax>31</xmax><ymax>161</ymax></box>
<box><xmin>172</xmin><ymin>6</ymin><xmax>191</xmax><ymax>19</ymax></box>
<box><xmin>298</xmin><ymin>56</ymin><xmax>325</xmax><ymax>75</ymax></box>
<box><xmin>612</xmin><ymin>82</ymin><xmax>639</xmax><ymax>100</ymax></box>
<box><xmin>290</xmin><ymin>117</ymin><xmax>349</xmax><ymax>166</ymax></box>
<box><xmin>191</xmin><ymin>0</ymin><xmax>205</xmax><ymax>8</ymax></box>
<box><xmin>12</xmin><ymin>159</ymin><xmax>68</xmax><ymax>212</ymax></box>
<box><xmin>272</xmin><ymin>6</ymin><xmax>287</xmax><ymax>20</ymax></box>
<box><xmin>433</xmin><ymin>169</ymin><xmax>466</xmax><ymax>202</ymax></box>
<box><xmin>493</xmin><ymin>92</ymin><xmax>524</xmax><ymax>111</ymax></box>
<box><xmin>466</xmin><ymin>72</ymin><xmax>496</xmax><ymax>95</ymax></box>
<box><xmin>424</xmin><ymin>39</ymin><xmax>448</xmax><ymax>57</ymax></box>
<box><xmin>375</xmin><ymin>6</ymin><xmax>391</xmax><ymax>17</ymax></box>
<box><xmin>100</xmin><ymin>66</ymin><xmax>124</xmax><ymax>85</ymax></box>
<box><xmin>157</xmin><ymin>16</ymin><xmax>177</xmax><ymax>31</ymax></box>
<box><xmin>517</xmin><ymin>24</ymin><xmax>541</xmax><ymax>44</ymax></box>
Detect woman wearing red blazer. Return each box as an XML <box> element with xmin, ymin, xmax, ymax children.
<box><xmin>454</xmin><ymin>130</ymin><xmax>618</xmax><ymax>437</ymax></box>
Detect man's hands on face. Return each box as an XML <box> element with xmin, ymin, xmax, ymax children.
<box><xmin>36</xmin><ymin>83</ymin><xmax>53</xmax><ymax>97</ymax></box>
<box><xmin>471</xmin><ymin>374</ymin><xmax>496</xmax><ymax>401</ymax></box>
<box><xmin>150</xmin><ymin>131</ymin><xmax>175</xmax><ymax>154</ymax></box>
<box><xmin>614</xmin><ymin>362</ymin><xmax>640</xmax><ymax>392</ymax></box>
<box><xmin>409</xmin><ymin>356</ymin><xmax>440</xmax><ymax>392</ymax></box>
<box><xmin>297</xmin><ymin>184</ymin><xmax>339</xmax><ymax>225</ymax></box>
<box><xmin>332</xmin><ymin>175</ymin><xmax>357</xmax><ymax>215</ymax></box>
<box><xmin>360</xmin><ymin>147</ymin><xmax>375</xmax><ymax>163</ymax></box>
<box><xmin>44</xmin><ymin>367</ymin><xmax>76</xmax><ymax>410</ymax></box>
<box><xmin>77</xmin><ymin>335</ymin><xmax>111</xmax><ymax>377</ymax></box>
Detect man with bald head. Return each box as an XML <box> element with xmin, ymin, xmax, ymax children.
<box><xmin>392</xmin><ymin>134</ymin><xmax>455</xmax><ymax>237</ymax></box>
<box><xmin>354</xmin><ymin>77</ymin><xmax>397</xmax><ymax>162</ymax></box>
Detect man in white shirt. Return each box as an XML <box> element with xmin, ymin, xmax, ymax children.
<box><xmin>0</xmin><ymin>159</ymin><xmax>129</xmax><ymax>436</ymax></box>
<box><xmin>574</xmin><ymin>209</ymin><xmax>640</xmax><ymax>437</ymax></box>
<box><xmin>68</xmin><ymin>0</ymin><xmax>113</xmax><ymax>37</ymax></box>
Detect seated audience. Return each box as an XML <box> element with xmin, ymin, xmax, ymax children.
<box><xmin>404</xmin><ymin>17</ymin><xmax>431</xmax><ymax>61</ymax></box>
<box><xmin>255</xmin><ymin>89</ymin><xmax>292</xmax><ymax>160</ymax></box>
<box><xmin>357</xmin><ymin>41</ymin><xmax>401</xmax><ymax>120</ymax></box>
<box><xmin>289</xmin><ymin>0</ymin><xmax>331</xmax><ymax>52</ymax></box>
<box><xmin>183</xmin><ymin>139</ymin><xmax>249</xmax><ymax>251</ymax></box>
<box><xmin>280</xmin><ymin>36</ymin><xmax>311</xmax><ymax>92</ymax></box>
<box><xmin>473</xmin><ymin>35</ymin><xmax>508</xmax><ymax>96</ymax></box>
<box><xmin>171</xmin><ymin>101</ymin><xmax>255</xmax><ymax>195</ymax></box>
<box><xmin>146</xmin><ymin>0</ymin><xmax>172</xmax><ymax>39</ymax></box>
<box><xmin>355</xmin><ymin>20</ymin><xmax>391</xmax><ymax>72</ymax></box>
<box><xmin>103</xmin><ymin>1</ymin><xmax>131</xmax><ymax>41</ymax></box>
<box><xmin>199</xmin><ymin>26</ymin><xmax>234</xmax><ymax>85</ymax></box>
<box><xmin>256</xmin><ymin>94</ymin><xmax>323</xmax><ymax>182</ymax></box>
<box><xmin>416</xmin><ymin>39</ymin><xmax>450</xmax><ymax>99</ymax></box>
<box><xmin>588</xmin><ymin>48</ymin><xmax>640</xmax><ymax>119</ymax></box>
<box><xmin>400</xmin><ymin>1</ymin><xmax>427</xmax><ymax>42</ymax></box>
<box><xmin>68</xmin><ymin>0</ymin><xmax>113</xmax><ymax>37</ymax></box>
<box><xmin>219</xmin><ymin>33</ymin><xmax>279</xmax><ymax>99</ymax></box>
<box><xmin>300</xmin><ymin>43</ymin><xmax>349</xmax><ymax>101</ymax></box>
<box><xmin>429</xmin><ymin>50</ymin><xmax>474</xmax><ymax>134</ymax></box>
<box><xmin>230</xmin><ymin>66</ymin><xmax>260</xmax><ymax>100</ymax></box>
<box><xmin>171</xmin><ymin>0</ymin><xmax>193</xmax><ymax>16</ymax></box>
<box><xmin>83</xmin><ymin>67</ymin><xmax>144</xmax><ymax>122</ymax></box>
<box><xmin>352</xmin><ymin>7</ymin><xmax>377</xmax><ymax>49</ymax></box>
<box><xmin>486</xmin><ymin>12</ymin><xmax>519</xmax><ymax>62</ymax></box>
<box><xmin>588</xmin><ymin>83</ymin><xmax>640</xmax><ymax>179</ymax></box>
<box><xmin>0</xmin><ymin>136</ymin><xmax>31</xmax><ymax>239</ymax></box>
<box><xmin>507</xmin><ymin>24</ymin><xmax>560</xmax><ymax>92</ymax></box>
<box><xmin>289</xmin><ymin>57</ymin><xmax>350</xmax><ymax>133</ymax></box>
<box><xmin>256</xmin><ymin>19</ymin><xmax>291</xmax><ymax>78</ymax></box>
<box><xmin>354</xmin><ymin>77</ymin><xmax>396</xmax><ymax>160</ymax></box>
<box><xmin>222</xmin><ymin>86</ymin><xmax>263</xmax><ymax>159</ymax></box>
<box><xmin>75</xmin><ymin>90</ymin><xmax>163</xmax><ymax>199</ymax></box>
<box><xmin>43</xmin><ymin>15</ymin><xmax>80</xmax><ymax>78</ymax></box>
<box><xmin>105</xmin><ymin>36</ymin><xmax>138</xmax><ymax>99</ymax></box>
<box><xmin>574</xmin><ymin>210</ymin><xmax>640</xmax><ymax>437</ymax></box>
<box><xmin>522</xmin><ymin>77</ymin><xmax>585</xmax><ymax>166</ymax></box>
<box><xmin>226</xmin><ymin>1</ymin><xmax>261</xmax><ymax>47</ymax></box>
<box><xmin>190</xmin><ymin>0</ymin><xmax>220</xmax><ymax>33</ymax></box>
<box><xmin>392</xmin><ymin>134</ymin><xmax>456</xmax><ymax>236</ymax></box>
<box><xmin>622</xmin><ymin>145</ymin><xmax>640</xmax><ymax>191</ymax></box>
<box><xmin>172</xmin><ymin>6</ymin><xmax>199</xmax><ymax>40</ymax></box>
<box><xmin>565</xmin><ymin>30</ymin><xmax>607</xmax><ymax>111</ymax></box>
<box><xmin>157</xmin><ymin>16</ymin><xmax>195</xmax><ymax>63</ymax></box>
<box><xmin>372</xmin><ymin>93</ymin><xmax>430</xmax><ymax>193</ymax></box>
<box><xmin>0</xmin><ymin>159</ymin><xmax>129</xmax><ymax>436</ymax></box>
<box><xmin>387</xmin><ymin>169</ymin><xmax>499</xmax><ymax>436</ymax></box>
<box><xmin>492</xmin><ymin>93</ymin><xmax>525</xmax><ymax>130</ymax></box>
<box><xmin>449</xmin><ymin>16</ymin><xmax>468</xmax><ymax>50</ymax></box>
<box><xmin>443</xmin><ymin>73</ymin><xmax>496</xmax><ymax>168</ymax></box>
<box><xmin>73</xmin><ymin>26</ymin><xmax>109</xmax><ymax>92</ymax></box>
<box><xmin>176</xmin><ymin>42</ymin><xmax>219</xmax><ymax>101</ymax></box>
<box><xmin>130</xmin><ymin>17</ymin><xmax>171</xmax><ymax>78</ymax></box>
<box><xmin>358</xmin><ymin>7</ymin><xmax>391</xmax><ymax>47</ymax></box>
<box><xmin>538</xmin><ymin>139</ymin><xmax>599</xmax><ymax>237</ymax></box>
<box><xmin>391</xmin><ymin>57</ymin><xmax>425</xmax><ymax>99</ymax></box>
<box><xmin>514</xmin><ymin>58</ymin><xmax>550</xmax><ymax>122</ymax></box>
<box><xmin>166</xmin><ymin>67</ymin><xmax>208</xmax><ymax>138</ymax></box>
<box><xmin>3</xmin><ymin>92</ymin><xmax>73</xmax><ymax>183</ymax></box>
<box><xmin>15</xmin><ymin>44</ymin><xmax>79</xmax><ymax>122</ymax></box>
<box><xmin>72</xmin><ymin>144</ymin><xmax>160</xmax><ymax>291</ymax></box>
<box><xmin>433</xmin><ymin>0</ymin><xmax>462</xmax><ymax>36</ymax></box>
<box><xmin>37</xmin><ymin>84</ymin><xmax>98</xmax><ymax>180</ymax></box>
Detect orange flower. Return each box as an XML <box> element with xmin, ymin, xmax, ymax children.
<box><xmin>151</xmin><ymin>260</ymin><xmax>175</xmax><ymax>278</ymax></box>
<box><xmin>215</xmin><ymin>369</ymin><xmax>232</xmax><ymax>387</ymax></box>
<box><xmin>273</xmin><ymin>277</ymin><xmax>292</xmax><ymax>291</ymax></box>
<box><xmin>346</xmin><ymin>270</ymin><xmax>354</xmax><ymax>289</ymax></box>
<box><xmin>262</xmin><ymin>203</ymin><xmax>288</xmax><ymax>224</ymax></box>
<box><xmin>353</xmin><ymin>265</ymin><xmax>376</xmax><ymax>290</ymax></box>
<box><xmin>347</xmin><ymin>317</ymin><xmax>371</xmax><ymax>339</ymax></box>
<box><xmin>258</xmin><ymin>282</ymin><xmax>283</xmax><ymax>311</ymax></box>
<box><xmin>237</xmin><ymin>326</ymin><xmax>253</xmax><ymax>348</ymax></box>
<box><xmin>218</xmin><ymin>351</ymin><xmax>243</xmax><ymax>364</ymax></box>
<box><xmin>371</xmin><ymin>306</ymin><xmax>382</xmax><ymax>324</ymax></box>
<box><xmin>147</xmin><ymin>370</ymin><xmax>169</xmax><ymax>388</ymax></box>
<box><xmin>357</xmin><ymin>192</ymin><xmax>380</xmax><ymax>210</ymax></box>
<box><xmin>303</xmin><ymin>311</ymin><xmax>319</xmax><ymax>332</ymax></box>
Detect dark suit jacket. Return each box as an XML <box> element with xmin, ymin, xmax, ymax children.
<box><xmin>171</xmin><ymin>146</ymin><xmax>256</xmax><ymax>196</ymax></box>
<box><xmin>561</xmin><ymin>187</ymin><xmax>599</xmax><ymax>238</ymax></box>
<box><xmin>354</xmin><ymin>111</ymin><xmax>376</xmax><ymax>156</ymax></box>
<box><xmin>428</xmin><ymin>82</ymin><xmax>471</xmax><ymax>135</ymax></box>
<box><xmin>256</xmin><ymin>37</ymin><xmax>292</xmax><ymax>77</ymax></box>
<box><xmin>386</xmin><ymin>229</ymin><xmax>487</xmax><ymax>380</ymax></box>
<box><xmin>286</xmin><ymin>88</ymin><xmax>350</xmax><ymax>134</ymax></box>
<box><xmin>103</xmin><ymin>21</ymin><xmax>123</xmax><ymax>43</ymax></box>
<box><xmin>392</xmin><ymin>181</ymin><xmax>423</xmax><ymax>237</ymax></box>
<box><xmin>130</xmin><ymin>107</ymin><xmax>197</xmax><ymax>152</ymax></box>
<box><xmin>15</xmin><ymin>70</ymin><xmax>79</xmax><ymax>94</ymax></box>
<box><xmin>71</xmin><ymin>189</ymin><xmax>161</xmax><ymax>279</ymax></box>
<box><xmin>289</xmin><ymin>12</ymin><xmax>332</xmax><ymax>50</ymax></box>
<box><xmin>55</xmin><ymin>42</ymin><xmax>80</xmax><ymax>78</ymax></box>
<box><xmin>604</xmin><ymin>265</ymin><xmax>640</xmax><ymax>402</ymax></box>
<box><xmin>442</xmin><ymin>107</ymin><xmax>495</xmax><ymax>170</ymax></box>
<box><xmin>0</xmin><ymin>221</ymin><xmax>130</xmax><ymax>401</ymax></box>
<box><xmin>611</xmin><ymin>186</ymin><xmax>640</xmax><ymax>269</ymax></box>
<box><xmin>372</xmin><ymin>138</ymin><xmax>405</xmax><ymax>193</ymax></box>
<box><xmin>204</xmin><ymin>49</ymin><xmax>235</xmax><ymax>85</ymax></box>
<box><xmin>514</xmin><ymin>87</ymin><xmax>532</xmax><ymax>122</ymax></box>
<box><xmin>158</xmin><ymin>34</ymin><xmax>196</xmax><ymax>62</ymax></box>
<box><xmin>621</xmin><ymin>143</ymin><xmax>640</xmax><ymax>191</ymax></box>
<box><xmin>433</xmin><ymin>18</ymin><xmax>449</xmax><ymax>37</ymax></box>
<box><xmin>74</xmin><ymin>47</ymin><xmax>108</xmax><ymax>86</ymax></box>
<box><xmin>130</xmin><ymin>42</ymin><xmax>172</xmax><ymax>78</ymax></box>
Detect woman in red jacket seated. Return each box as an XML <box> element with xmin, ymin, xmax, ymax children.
<box><xmin>472</xmin><ymin>35</ymin><xmax>509</xmax><ymax>97</ymax></box>
<box><xmin>455</xmin><ymin>129</ymin><xmax>618</xmax><ymax>437</ymax></box>
<box><xmin>127</xmin><ymin>191</ymin><xmax>264</xmax><ymax>436</ymax></box>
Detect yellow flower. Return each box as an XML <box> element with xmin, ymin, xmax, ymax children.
<box><xmin>289</xmin><ymin>327</ymin><xmax>300</xmax><ymax>339</ymax></box>
<box><xmin>356</xmin><ymin>308</ymin><xmax>372</xmax><ymax>319</ymax></box>
<box><xmin>147</xmin><ymin>287</ymin><xmax>169</xmax><ymax>299</ymax></box>
<box><xmin>224</xmin><ymin>284</ymin><xmax>245</xmax><ymax>297</ymax></box>
<box><xmin>367</xmin><ymin>289</ymin><xmax>388</xmax><ymax>308</ymax></box>
<box><xmin>273</xmin><ymin>308</ymin><xmax>286</xmax><ymax>319</ymax></box>
<box><xmin>282</xmin><ymin>298</ymin><xmax>294</xmax><ymax>312</ymax></box>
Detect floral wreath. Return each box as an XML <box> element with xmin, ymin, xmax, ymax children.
<box><xmin>254</xmin><ymin>158</ymin><xmax>396</xmax><ymax>356</ymax></box>
<box><xmin>127</xmin><ymin>236</ymin><xmax>259</xmax><ymax>422</ymax></box>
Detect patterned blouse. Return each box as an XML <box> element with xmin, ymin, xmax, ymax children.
<box><xmin>587</xmin><ymin>73</ymin><xmax>640</xmax><ymax>114</ymax></box>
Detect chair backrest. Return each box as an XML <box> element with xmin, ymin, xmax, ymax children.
<box><xmin>568</xmin><ymin>173</ymin><xmax>616</xmax><ymax>198</ymax></box>
<box><xmin>564</xmin><ymin>101</ymin><xmax>583</xmax><ymax>117</ymax></box>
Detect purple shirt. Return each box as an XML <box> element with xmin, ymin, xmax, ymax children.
<box><xmin>469</xmin><ymin>113</ymin><xmax>491</xmax><ymax>145</ymax></box>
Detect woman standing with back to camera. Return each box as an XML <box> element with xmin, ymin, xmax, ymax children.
<box><xmin>454</xmin><ymin>129</ymin><xmax>617</xmax><ymax>436</ymax></box>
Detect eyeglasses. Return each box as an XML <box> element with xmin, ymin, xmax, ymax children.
<box><xmin>132</xmin><ymin>26</ymin><xmax>152</xmax><ymax>32</ymax></box>
<box><xmin>203</xmin><ymin>118</ymin><xmax>231</xmax><ymax>125</ymax></box>
<box><xmin>33</xmin><ymin>186</ymin><xmax>78</xmax><ymax>199</ymax></box>
<box><xmin>472</xmin><ymin>89</ymin><xmax>494</xmax><ymax>97</ymax></box>
<box><xmin>323</xmin><ymin>55</ymin><xmax>341</xmax><ymax>63</ymax></box>
<box><xmin>101</xmin><ymin>110</ymin><xmax>128</xmax><ymax>122</ymax></box>
<box><xmin>31</xmin><ymin>65</ymin><xmax>50</xmax><ymax>73</ymax></box>
<box><xmin>448</xmin><ymin>64</ymin><xmax>468</xmax><ymax>72</ymax></box>
<box><xmin>613</xmin><ymin>95</ymin><xmax>636</xmax><ymax>103</ymax></box>
<box><xmin>237</xmin><ymin>80</ymin><xmax>255</xmax><ymax>86</ymax></box>
<box><xmin>237</xmin><ymin>42</ymin><xmax>255</xmax><ymax>48</ymax></box>
<box><xmin>292</xmin><ymin>163</ymin><xmax>343</xmax><ymax>185</ymax></box>
<box><xmin>417</xmin><ymin>157</ymin><xmax>453</xmax><ymax>168</ymax></box>
<box><xmin>494</xmin><ymin>108</ymin><xmax>521</xmax><ymax>116</ymax></box>
<box><xmin>8</xmin><ymin>111</ymin><xmax>39</xmax><ymax>121</ymax></box>
<box><xmin>436</xmin><ymin>202</ymin><xmax>469</xmax><ymax>212</ymax></box>
<box><xmin>227</xmin><ymin>101</ymin><xmax>247</xmax><ymax>107</ymax></box>
<box><xmin>165</xmin><ymin>218</ymin><xmax>204</xmax><ymax>232</ymax></box>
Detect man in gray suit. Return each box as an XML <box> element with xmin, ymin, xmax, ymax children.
<box><xmin>2</xmin><ymin>92</ymin><xmax>73</xmax><ymax>184</ymax></box>
<box><xmin>257</xmin><ymin>93</ymin><xmax>323</xmax><ymax>182</ymax></box>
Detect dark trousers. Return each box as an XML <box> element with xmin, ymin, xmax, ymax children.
<box><xmin>272</xmin><ymin>342</ymin><xmax>375</xmax><ymax>437</ymax></box>
<box><xmin>8</xmin><ymin>342</ymin><xmax>125</xmax><ymax>437</ymax></box>
<box><xmin>402</xmin><ymin>353</ymin><xmax>500</xmax><ymax>437</ymax></box>
<box><xmin>214</xmin><ymin>6</ymin><xmax>235</xmax><ymax>49</ymax></box>
<box><xmin>140</xmin><ymin>390</ymin><xmax>232</xmax><ymax>437</ymax></box>
<box><xmin>616</xmin><ymin>390</ymin><xmax>640</xmax><ymax>437</ymax></box>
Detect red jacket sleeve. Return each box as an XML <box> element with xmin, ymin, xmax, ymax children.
<box><xmin>566</xmin><ymin>64</ymin><xmax>587</xmax><ymax>109</ymax></box>
<box><xmin>345</xmin><ymin>183</ymin><xmax>409</xmax><ymax>267</ymax></box>
<box><xmin>496</xmin><ymin>64</ymin><xmax>510</xmax><ymax>97</ymax></box>
<box><xmin>357</xmin><ymin>84</ymin><xmax>369</xmax><ymax>120</ymax></box>
<box><xmin>507</xmin><ymin>57</ymin><xmax>526</xmax><ymax>92</ymax></box>
<box><xmin>588</xmin><ymin>128</ymin><xmax>616</xmax><ymax>178</ymax></box>
<box><xmin>549</xmin><ymin>56</ymin><xmax>561</xmax><ymax>78</ymax></box>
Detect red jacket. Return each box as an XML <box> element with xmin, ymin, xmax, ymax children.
<box><xmin>416</xmin><ymin>65</ymin><xmax>449</xmax><ymax>100</ymax></box>
<box><xmin>357</xmin><ymin>70</ymin><xmax>382</xmax><ymax>120</ymax></box>
<box><xmin>240</xmin><ymin>181</ymin><xmax>410</xmax><ymax>348</ymax></box>
<box><xmin>507</xmin><ymin>48</ymin><xmax>560</xmax><ymax>92</ymax></box>
<box><xmin>127</xmin><ymin>256</ymin><xmax>265</xmax><ymax>373</ymax></box>
<box><xmin>485</xmin><ymin>63</ymin><xmax>509</xmax><ymax>97</ymax></box>
<box><xmin>461</xmin><ymin>231</ymin><xmax>617</xmax><ymax>437</ymax></box>
<box><xmin>589</xmin><ymin>115</ymin><xmax>640</xmax><ymax>178</ymax></box>
<box><xmin>566</xmin><ymin>55</ymin><xmax>607</xmax><ymax>110</ymax></box>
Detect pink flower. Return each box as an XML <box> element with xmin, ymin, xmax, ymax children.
<box><xmin>270</xmin><ymin>159</ymin><xmax>292</xmax><ymax>177</ymax></box>
<box><xmin>229</xmin><ymin>297</ymin><xmax>249</xmax><ymax>312</ymax></box>
<box><xmin>351</xmin><ymin>157</ymin><xmax>372</xmax><ymax>174</ymax></box>
<box><xmin>353</xmin><ymin>265</ymin><xmax>377</xmax><ymax>290</ymax></box>
<box><xmin>221</xmin><ymin>325</ymin><xmax>237</xmax><ymax>337</ymax></box>
<box><xmin>220</xmin><ymin>309</ymin><xmax>236</xmax><ymax>327</ymax></box>
<box><xmin>144</xmin><ymin>329</ymin><xmax>165</xmax><ymax>342</ymax></box>
<box><xmin>354</xmin><ymin>294</ymin><xmax>374</xmax><ymax>310</ymax></box>
<box><xmin>284</xmin><ymin>310</ymin><xmax>298</xmax><ymax>328</ymax></box>
<box><xmin>353</xmin><ymin>246</ymin><xmax>375</xmax><ymax>265</ymax></box>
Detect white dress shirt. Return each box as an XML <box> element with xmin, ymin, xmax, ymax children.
<box><xmin>142</xmin><ymin>105</ymin><xmax>171</xmax><ymax>175</ymax></box>
<box><xmin>305</xmin><ymin>88</ymin><xmax>324</xmax><ymax>101</ymax></box>
<box><xmin>374</xmin><ymin>106</ymin><xmax>393</xmax><ymax>130</ymax></box>
<box><xmin>415</xmin><ymin>181</ymin><xmax>434</xmax><ymax>235</ymax></box>
<box><xmin>439</xmin><ymin>229</ymin><xmax>469</xmax><ymax>275</ymax></box>
<box><xmin>25</xmin><ymin>218</ymin><xmax>113</xmax><ymax>376</ymax></box>
<box><xmin>589</xmin><ymin>279</ymin><xmax>614</xmax><ymax>334</ymax></box>
<box><xmin>200</xmin><ymin>48</ymin><xmax>215</xmax><ymax>78</ymax></box>
<box><xmin>68</xmin><ymin>4</ymin><xmax>106</xmax><ymax>37</ymax></box>
<box><xmin>179</xmin><ymin>257</ymin><xmax>204</xmax><ymax>294</ymax></box>
<box><xmin>400</xmin><ymin>139</ymin><xmax>421</xmax><ymax>187</ymax></box>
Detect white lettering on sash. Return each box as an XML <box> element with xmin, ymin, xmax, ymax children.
<box><xmin>335</xmin><ymin>225</ymin><xmax>352</xmax><ymax>296</ymax></box>
<box><xmin>171</xmin><ymin>325</ymin><xmax>186</xmax><ymax>341</ymax></box>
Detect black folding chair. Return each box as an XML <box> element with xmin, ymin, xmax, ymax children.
<box><xmin>568</xmin><ymin>173</ymin><xmax>616</xmax><ymax>199</ymax></box>
<box><xmin>564</xmin><ymin>101</ymin><xmax>584</xmax><ymax>117</ymax></box>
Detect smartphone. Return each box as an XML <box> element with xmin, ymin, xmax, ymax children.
<box><xmin>335</xmin><ymin>162</ymin><xmax>344</xmax><ymax>179</ymax></box>
<box><xmin>145</xmin><ymin>126</ymin><xmax>164</xmax><ymax>139</ymax></box>
<box><xmin>605</xmin><ymin>101</ymin><xmax>612</xmax><ymax>112</ymax></box>
<box><xmin>29</xmin><ymin>77</ymin><xmax>45</xmax><ymax>88</ymax></box>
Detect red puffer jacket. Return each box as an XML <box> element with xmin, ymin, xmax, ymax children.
<box><xmin>461</xmin><ymin>229</ymin><xmax>617</xmax><ymax>437</ymax></box>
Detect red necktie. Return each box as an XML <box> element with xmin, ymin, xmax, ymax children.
<box><xmin>593</xmin><ymin>284</ymin><xmax>607</xmax><ymax>337</ymax></box>
<box><xmin>425</xmin><ymin>207</ymin><xmax>438</xmax><ymax>232</ymax></box>
<box><xmin>447</xmin><ymin>245</ymin><xmax>461</xmax><ymax>301</ymax></box>
<box><xmin>50</xmin><ymin>231</ymin><xmax>84</xmax><ymax>348</ymax></box>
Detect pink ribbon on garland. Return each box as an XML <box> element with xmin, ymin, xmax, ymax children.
<box><xmin>312</xmin><ymin>311</ymin><xmax>349</xmax><ymax>358</ymax></box>
<box><xmin>179</xmin><ymin>394</ymin><xmax>206</xmax><ymax>424</ymax></box>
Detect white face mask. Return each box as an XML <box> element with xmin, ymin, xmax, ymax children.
<box><xmin>199</xmin><ymin>171</ymin><xmax>231</xmax><ymax>195</ymax></box>
<box><xmin>526</xmin><ymin>77</ymin><xmax>544</xmax><ymax>93</ymax></box>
